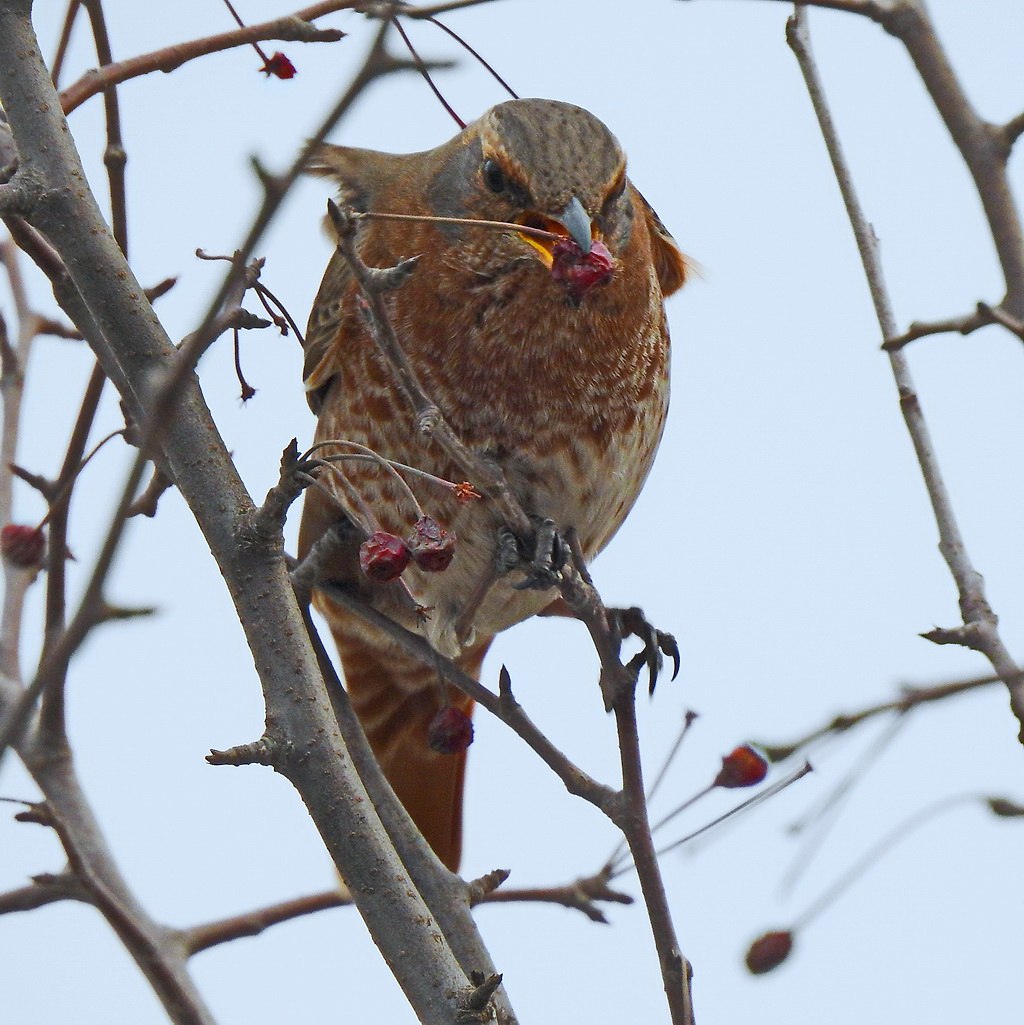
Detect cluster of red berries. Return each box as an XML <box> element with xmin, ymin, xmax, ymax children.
<box><xmin>358</xmin><ymin>515</ymin><xmax>456</xmax><ymax>583</ymax></box>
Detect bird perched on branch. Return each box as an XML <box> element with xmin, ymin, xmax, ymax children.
<box><xmin>298</xmin><ymin>98</ymin><xmax>686</xmax><ymax>870</ymax></box>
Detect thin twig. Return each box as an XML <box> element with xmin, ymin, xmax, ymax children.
<box><xmin>311</xmin><ymin>573</ymin><xmax>616</xmax><ymax>812</ymax></box>
<box><xmin>791</xmin><ymin>792</ymin><xmax>983</xmax><ymax>930</ymax></box>
<box><xmin>355</xmin><ymin>208</ymin><xmax>563</xmax><ymax>243</ymax></box>
<box><xmin>49</xmin><ymin>1</ymin><xmax>83</xmax><ymax>86</ymax></box>
<box><xmin>183</xmin><ymin>890</ymin><xmax>350</xmax><ymax>955</ymax></box>
<box><xmin>390</xmin><ymin>15</ymin><xmax>464</xmax><ymax>128</ymax></box>
<box><xmin>611</xmin><ymin>690</ymin><xmax>695</xmax><ymax>1025</ymax></box>
<box><xmin>787</xmin><ymin>8</ymin><xmax>1024</xmax><ymax>740</ymax></box>
<box><xmin>757</xmin><ymin>672</ymin><xmax>1000</xmax><ymax>761</ymax></box>
<box><xmin>59</xmin><ymin>1</ymin><xmax>349</xmax><ymax>115</ymax></box>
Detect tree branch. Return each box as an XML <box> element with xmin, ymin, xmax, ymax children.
<box><xmin>758</xmin><ymin>672</ymin><xmax>1001</xmax><ymax>760</ymax></box>
<box><xmin>786</xmin><ymin>8</ymin><xmax>1024</xmax><ymax>739</ymax></box>
<box><xmin>0</xmin><ymin>7</ymin><xmax>498</xmax><ymax>1023</ymax></box>
<box><xmin>59</xmin><ymin>1</ymin><xmax>349</xmax><ymax>115</ymax></box>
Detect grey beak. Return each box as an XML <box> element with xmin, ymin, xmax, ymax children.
<box><xmin>557</xmin><ymin>195</ymin><xmax>592</xmax><ymax>253</ymax></box>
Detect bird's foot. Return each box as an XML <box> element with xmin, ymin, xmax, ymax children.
<box><xmin>607</xmin><ymin>605</ymin><xmax>680</xmax><ymax>695</ymax></box>
<box><xmin>501</xmin><ymin>517</ymin><xmax>570</xmax><ymax>591</ymax></box>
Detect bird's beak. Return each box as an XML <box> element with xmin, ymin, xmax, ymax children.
<box><xmin>516</xmin><ymin>194</ymin><xmax>595</xmax><ymax>266</ymax></box>
<box><xmin>558</xmin><ymin>196</ymin><xmax>593</xmax><ymax>254</ymax></box>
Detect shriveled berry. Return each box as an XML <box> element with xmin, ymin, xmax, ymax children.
<box><xmin>714</xmin><ymin>745</ymin><xmax>768</xmax><ymax>789</ymax></box>
<box><xmin>358</xmin><ymin>531</ymin><xmax>410</xmax><ymax>582</ymax></box>
<box><xmin>745</xmin><ymin>930</ymin><xmax>793</xmax><ymax>975</ymax></box>
<box><xmin>427</xmin><ymin>706</ymin><xmax>474</xmax><ymax>754</ymax></box>
<box><xmin>1</xmin><ymin>524</ymin><xmax>46</xmax><ymax>568</ymax></box>
<box><xmin>407</xmin><ymin>515</ymin><xmax>456</xmax><ymax>572</ymax></box>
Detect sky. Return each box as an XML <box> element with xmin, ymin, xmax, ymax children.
<box><xmin>3</xmin><ymin>1</ymin><xmax>1024</xmax><ymax>1023</ymax></box>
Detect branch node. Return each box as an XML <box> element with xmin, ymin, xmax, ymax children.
<box><xmin>206</xmin><ymin>737</ymin><xmax>278</xmax><ymax>767</ymax></box>
<box><xmin>497</xmin><ymin>664</ymin><xmax>516</xmax><ymax>704</ymax></box>
<box><xmin>458</xmin><ymin>972</ymin><xmax>504</xmax><ymax>1020</ymax></box>
<box><xmin>467</xmin><ymin>867</ymin><xmax>510</xmax><ymax>904</ymax></box>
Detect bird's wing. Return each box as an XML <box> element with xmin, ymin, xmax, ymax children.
<box><xmin>632</xmin><ymin>185</ymin><xmax>690</xmax><ymax>297</ymax></box>
<box><xmin>302</xmin><ymin>249</ymin><xmax>351</xmax><ymax>414</ymax></box>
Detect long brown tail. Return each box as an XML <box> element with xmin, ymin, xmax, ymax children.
<box><xmin>322</xmin><ymin>606</ymin><xmax>491</xmax><ymax>871</ymax></box>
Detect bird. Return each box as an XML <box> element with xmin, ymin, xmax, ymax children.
<box><xmin>297</xmin><ymin>97</ymin><xmax>687</xmax><ymax>871</ymax></box>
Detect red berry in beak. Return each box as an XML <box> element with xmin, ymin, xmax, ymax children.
<box><xmin>550</xmin><ymin>238</ymin><xmax>615</xmax><ymax>302</ymax></box>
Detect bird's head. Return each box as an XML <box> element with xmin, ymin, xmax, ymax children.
<box><xmin>432</xmin><ymin>98</ymin><xmax>687</xmax><ymax>302</ymax></box>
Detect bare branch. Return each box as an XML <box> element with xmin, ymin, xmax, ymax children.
<box><xmin>758</xmin><ymin>672</ymin><xmax>1000</xmax><ymax>761</ymax></box>
<box><xmin>786</xmin><ymin>8</ymin><xmax>1024</xmax><ymax>740</ymax></box>
<box><xmin>328</xmin><ymin>201</ymin><xmax>532</xmax><ymax>537</ymax></box>
<box><xmin>397</xmin><ymin>0</ymin><xmax>505</xmax><ymax>17</ymax></box>
<box><xmin>683</xmin><ymin>0</ymin><xmax>896</xmax><ymax>20</ymax></box>
<box><xmin>176</xmin><ymin>866</ymin><xmax>633</xmax><ymax>957</ymax></box>
<box><xmin>182</xmin><ymin>890</ymin><xmax>349</xmax><ymax>956</ymax></box>
<box><xmin>1002</xmin><ymin>109</ymin><xmax>1024</xmax><ymax>150</ymax></box>
<box><xmin>59</xmin><ymin>2</ymin><xmax>349</xmax><ymax>115</ymax></box>
<box><xmin>309</xmin><ymin>570</ymin><xmax>616</xmax><ymax>813</ymax></box>
<box><xmin>976</xmin><ymin>300</ymin><xmax>1024</xmax><ymax>339</ymax></box>
<box><xmin>0</xmin><ymin>872</ymin><xmax>87</xmax><ymax>914</ymax></box>
<box><xmin>481</xmin><ymin>871</ymin><xmax>634</xmax><ymax>925</ymax></box>
<box><xmin>126</xmin><ymin>466</ymin><xmax>173</xmax><ymax>518</ymax></box>
<box><xmin>882</xmin><ymin>309</ymin><xmax>988</xmax><ymax>350</ymax></box>
<box><xmin>610</xmin><ymin>687</ymin><xmax>694</xmax><ymax>1024</ymax></box>
<box><xmin>882</xmin><ymin>301</ymin><xmax>1024</xmax><ymax>350</ymax></box>
<box><xmin>0</xmin><ymin>9</ymin><xmax>498</xmax><ymax>1021</ymax></box>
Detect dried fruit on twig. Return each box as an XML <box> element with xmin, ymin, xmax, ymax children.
<box><xmin>714</xmin><ymin>745</ymin><xmax>768</xmax><ymax>789</ymax></box>
<box><xmin>745</xmin><ymin>930</ymin><xmax>793</xmax><ymax>975</ymax></box>
<box><xmin>406</xmin><ymin>515</ymin><xmax>456</xmax><ymax>572</ymax></box>
<box><xmin>428</xmin><ymin>706</ymin><xmax>474</xmax><ymax>754</ymax></box>
<box><xmin>358</xmin><ymin>531</ymin><xmax>410</xmax><ymax>582</ymax></box>
<box><xmin>1</xmin><ymin>524</ymin><xmax>46</xmax><ymax>568</ymax></box>
<box><xmin>261</xmin><ymin>51</ymin><xmax>296</xmax><ymax>79</ymax></box>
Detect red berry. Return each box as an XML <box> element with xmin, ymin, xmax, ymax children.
<box><xmin>714</xmin><ymin>745</ymin><xmax>768</xmax><ymax>789</ymax></box>
<box><xmin>745</xmin><ymin>930</ymin><xmax>793</xmax><ymax>975</ymax></box>
<box><xmin>1</xmin><ymin>524</ymin><xmax>45</xmax><ymax>568</ymax></box>
<box><xmin>260</xmin><ymin>51</ymin><xmax>297</xmax><ymax>79</ymax></box>
<box><xmin>406</xmin><ymin>516</ymin><xmax>456</xmax><ymax>572</ymax></box>
<box><xmin>427</xmin><ymin>706</ymin><xmax>474</xmax><ymax>754</ymax></box>
<box><xmin>550</xmin><ymin>238</ymin><xmax>615</xmax><ymax>301</ymax></box>
<box><xmin>358</xmin><ymin>531</ymin><xmax>410</xmax><ymax>582</ymax></box>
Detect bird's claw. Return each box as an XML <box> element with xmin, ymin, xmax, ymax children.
<box><xmin>608</xmin><ymin>605</ymin><xmax>680</xmax><ymax>695</ymax></box>
<box><xmin>510</xmin><ymin>517</ymin><xmax>569</xmax><ymax>591</ymax></box>
<box><xmin>495</xmin><ymin>519</ymin><xmax>569</xmax><ymax>591</ymax></box>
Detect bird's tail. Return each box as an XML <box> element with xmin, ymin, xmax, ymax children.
<box><xmin>323</xmin><ymin>607</ymin><xmax>490</xmax><ymax>871</ymax></box>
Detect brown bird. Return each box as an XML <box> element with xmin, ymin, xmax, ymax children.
<box><xmin>298</xmin><ymin>98</ymin><xmax>687</xmax><ymax>870</ymax></box>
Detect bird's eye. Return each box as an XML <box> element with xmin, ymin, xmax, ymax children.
<box><xmin>482</xmin><ymin>159</ymin><xmax>506</xmax><ymax>193</ymax></box>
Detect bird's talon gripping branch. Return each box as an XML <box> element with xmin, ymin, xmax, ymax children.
<box><xmin>511</xmin><ymin>516</ymin><xmax>569</xmax><ymax>591</ymax></box>
<box><xmin>609</xmin><ymin>606</ymin><xmax>680</xmax><ymax>695</ymax></box>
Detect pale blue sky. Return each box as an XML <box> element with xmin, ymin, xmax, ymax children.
<box><xmin>3</xmin><ymin>2</ymin><xmax>1023</xmax><ymax>1023</ymax></box>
